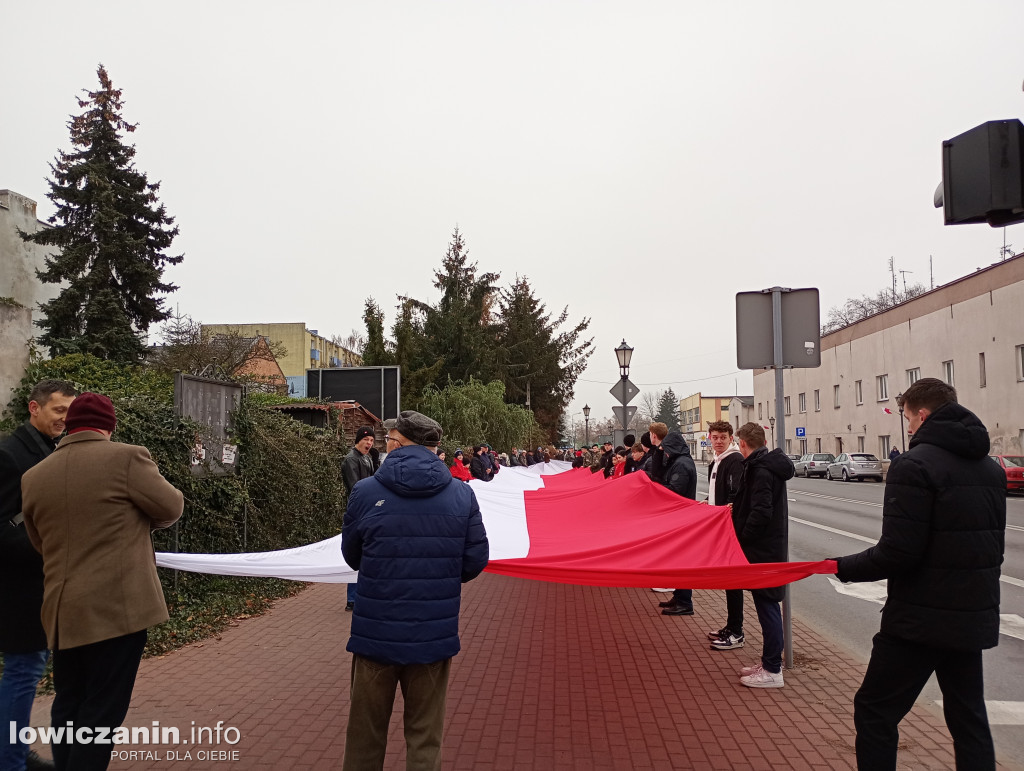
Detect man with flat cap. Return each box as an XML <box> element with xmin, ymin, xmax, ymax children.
<box><xmin>341</xmin><ymin>410</ymin><xmax>489</xmax><ymax>771</ymax></box>
<box><xmin>21</xmin><ymin>393</ymin><xmax>183</xmax><ymax>771</ymax></box>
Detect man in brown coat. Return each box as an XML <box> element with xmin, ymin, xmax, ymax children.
<box><xmin>21</xmin><ymin>393</ymin><xmax>183</xmax><ymax>771</ymax></box>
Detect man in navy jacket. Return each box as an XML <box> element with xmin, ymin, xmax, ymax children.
<box><xmin>341</xmin><ymin>410</ymin><xmax>489</xmax><ymax>771</ymax></box>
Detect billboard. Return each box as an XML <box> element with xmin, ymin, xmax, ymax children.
<box><xmin>305</xmin><ymin>366</ymin><xmax>401</xmax><ymax>420</ymax></box>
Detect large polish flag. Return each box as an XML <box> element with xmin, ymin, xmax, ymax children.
<box><xmin>155</xmin><ymin>463</ymin><xmax>837</xmax><ymax>587</ymax></box>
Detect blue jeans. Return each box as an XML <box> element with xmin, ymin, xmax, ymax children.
<box><xmin>347</xmin><ymin>583</ymin><xmax>358</xmax><ymax>605</ymax></box>
<box><xmin>752</xmin><ymin>592</ymin><xmax>783</xmax><ymax>674</ymax></box>
<box><xmin>0</xmin><ymin>649</ymin><xmax>49</xmax><ymax>771</ymax></box>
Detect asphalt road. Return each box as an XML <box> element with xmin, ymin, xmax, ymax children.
<box><xmin>694</xmin><ymin>466</ymin><xmax>1024</xmax><ymax>769</ymax></box>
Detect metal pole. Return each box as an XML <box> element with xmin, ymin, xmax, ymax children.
<box><xmin>770</xmin><ymin>287</ymin><xmax>794</xmax><ymax>670</ymax></box>
<box><xmin>585</xmin><ymin>418</ymin><xmax>589</xmax><ymax>447</ymax></box>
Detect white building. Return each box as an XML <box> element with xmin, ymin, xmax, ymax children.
<box><xmin>753</xmin><ymin>252</ymin><xmax>1024</xmax><ymax>458</ymax></box>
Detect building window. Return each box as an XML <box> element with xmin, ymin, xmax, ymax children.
<box><xmin>877</xmin><ymin>374</ymin><xmax>888</xmax><ymax>401</ymax></box>
<box><xmin>907</xmin><ymin>367</ymin><xmax>920</xmax><ymax>386</ymax></box>
<box><xmin>798</xmin><ymin>393</ymin><xmax>806</xmax><ymax>413</ymax></box>
<box><xmin>814</xmin><ymin>389</ymin><xmax>820</xmax><ymax>411</ymax></box>
<box><xmin>816</xmin><ymin>438</ymin><xmax>822</xmax><ymax>452</ymax></box>
<box><xmin>784</xmin><ymin>396</ymin><xmax>791</xmax><ymax>415</ymax></box>
<box><xmin>855</xmin><ymin>380</ymin><xmax>863</xmax><ymax>405</ymax></box>
<box><xmin>786</xmin><ymin>439</ymin><xmax>792</xmax><ymax>453</ymax></box>
<box><xmin>799</xmin><ymin>439</ymin><xmax>807</xmax><ymax>455</ymax></box>
<box><xmin>879</xmin><ymin>435</ymin><xmax>891</xmax><ymax>457</ymax></box>
<box><xmin>833</xmin><ymin>384</ymin><xmax>840</xmax><ymax>408</ymax></box>
<box><xmin>857</xmin><ymin>436</ymin><xmax>865</xmax><ymax>452</ymax></box>
<box><xmin>979</xmin><ymin>352</ymin><xmax>986</xmax><ymax>388</ymax></box>
<box><xmin>943</xmin><ymin>360</ymin><xmax>955</xmax><ymax>386</ymax></box>
<box><xmin>1016</xmin><ymin>345</ymin><xmax>1024</xmax><ymax>381</ymax></box>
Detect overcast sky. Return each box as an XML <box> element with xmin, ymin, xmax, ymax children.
<box><xmin>3</xmin><ymin>1</ymin><xmax>1022</xmax><ymax>425</ymax></box>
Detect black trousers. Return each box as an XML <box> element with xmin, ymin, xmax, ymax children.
<box><xmin>51</xmin><ymin>630</ymin><xmax>147</xmax><ymax>771</ymax></box>
<box><xmin>854</xmin><ymin>632</ymin><xmax>994</xmax><ymax>771</ymax></box>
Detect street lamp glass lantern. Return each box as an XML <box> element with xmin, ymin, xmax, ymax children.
<box><xmin>615</xmin><ymin>340</ymin><xmax>634</xmax><ymax>376</ymax></box>
<box><xmin>582</xmin><ymin>404</ymin><xmax>591</xmax><ymax>418</ymax></box>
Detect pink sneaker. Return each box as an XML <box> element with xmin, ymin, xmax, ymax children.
<box><xmin>740</xmin><ymin>665</ymin><xmax>784</xmax><ymax>688</ymax></box>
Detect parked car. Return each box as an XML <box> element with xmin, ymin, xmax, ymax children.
<box><xmin>794</xmin><ymin>453</ymin><xmax>836</xmax><ymax>478</ymax></box>
<box><xmin>989</xmin><ymin>455</ymin><xmax>1024</xmax><ymax>493</ymax></box>
<box><xmin>826</xmin><ymin>453</ymin><xmax>883</xmax><ymax>482</ymax></box>
<box><xmin>786</xmin><ymin>454</ymin><xmax>802</xmax><ymax>463</ymax></box>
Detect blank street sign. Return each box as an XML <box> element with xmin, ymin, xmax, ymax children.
<box><xmin>609</xmin><ymin>378</ymin><xmax>639</xmax><ymax>404</ymax></box>
<box><xmin>736</xmin><ymin>288</ymin><xmax>821</xmax><ymax>369</ymax></box>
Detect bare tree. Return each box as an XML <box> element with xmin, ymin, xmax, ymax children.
<box><xmin>331</xmin><ymin>329</ymin><xmax>366</xmax><ymax>356</ymax></box>
<box><xmin>151</xmin><ymin>312</ymin><xmax>288</xmax><ymax>377</ymax></box>
<box><xmin>822</xmin><ymin>282</ymin><xmax>928</xmax><ymax>335</ymax></box>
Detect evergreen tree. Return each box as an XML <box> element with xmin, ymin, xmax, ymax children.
<box><xmin>657</xmin><ymin>388</ymin><xmax>681</xmax><ymax>432</ymax></box>
<box><xmin>21</xmin><ymin>65</ymin><xmax>181</xmax><ymax>363</ymax></box>
<box><xmin>495</xmin><ymin>277</ymin><xmax>593</xmax><ymax>441</ymax></box>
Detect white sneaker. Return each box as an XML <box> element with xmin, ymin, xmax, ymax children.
<box><xmin>739</xmin><ymin>664</ymin><xmax>761</xmax><ymax>677</ymax></box>
<box><xmin>739</xmin><ymin>665</ymin><xmax>784</xmax><ymax>688</ymax></box>
<box><xmin>651</xmin><ymin>588</ymin><xmax>673</xmax><ymax>592</ymax></box>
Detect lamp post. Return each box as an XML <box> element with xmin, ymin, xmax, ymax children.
<box><xmin>768</xmin><ymin>416</ymin><xmax>776</xmax><ymax>449</ymax></box>
<box><xmin>896</xmin><ymin>392</ymin><xmax>906</xmax><ymax>452</ymax></box>
<box><xmin>583</xmin><ymin>404</ymin><xmax>591</xmax><ymax>448</ymax></box>
<box><xmin>613</xmin><ymin>340</ymin><xmax>635</xmax><ymax>446</ymax></box>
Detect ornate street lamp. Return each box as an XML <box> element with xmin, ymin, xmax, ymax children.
<box><xmin>615</xmin><ymin>340</ymin><xmax>634</xmax><ymax>378</ymax></box>
<box><xmin>768</xmin><ymin>415</ymin><xmax>776</xmax><ymax>449</ymax></box>
<box><xmin>583</xmin><ymin>403</ymin><xmax>591</xmax><ymax>447</ymax></box>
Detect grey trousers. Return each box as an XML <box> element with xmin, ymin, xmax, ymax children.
<box><xmin>342</xmin><ymin>655</ymin><xmax>451</xmax><ymax>771</ymax></box>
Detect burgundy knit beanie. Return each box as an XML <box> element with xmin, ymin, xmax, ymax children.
<box><xmin>65</xmin><ymin>392</ymin><xmax>117</xmax><ymax>434</ymax></box>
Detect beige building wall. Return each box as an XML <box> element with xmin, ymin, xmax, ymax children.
<box><xmin>753</xmin><ymin>254</ymin><xmax>1024</xmax><ymax>458</ymax></box>
<box><xmin>0</xmin><ymin>190</ymin><xmax>61</xmax><ymax>313</ymax></box>
<box><xmin>202</xmin><ymin>323</ymin><xmax>361</xmax><ymax>378</ymax></box>
<box><xmin>680</xmin><ymin>392</ymin><xmax>733</xmax><ymax>460</ymax></box>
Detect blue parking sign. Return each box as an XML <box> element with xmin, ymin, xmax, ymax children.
<box><xmin>795</xmin><ymin>427</ymin><xmax>806</xmax><ymax>437</ymax></box>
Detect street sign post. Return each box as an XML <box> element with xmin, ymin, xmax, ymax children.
<box><xmin>609</xmin><ymin>378</ymin><xmax>639</xmax><ymax>404</ymax></box>
<box><xmin>736</xmin><ymin>286</ymin><xmax>822</xmax><ymax>670</ymax></box>
<box><xmin>611</xmin><ymin>405</ymin><xmax>637</xmax><ymax>427</ymax></box>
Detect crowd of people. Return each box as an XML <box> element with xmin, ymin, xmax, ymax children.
<box><xmin>0</xmin><ymin>378</ymin><xmax>1006</xmax><ymax>771</ymax></box>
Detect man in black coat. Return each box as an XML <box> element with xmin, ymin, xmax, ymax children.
<box><xmin>732</xmin><ymin>422</ymin><xmax>794</xmax><ymax>689</ymax></box>
<box><xmin>469</xmin><ymin>445</ymin><xmax>493</xmax><ymax>481</ymax></box>
<box><xmin>833</xmin><ymin>379</ymin><xmax>1005</xmax><ymax>770</ymax></box>
<box><xmin>657</xmin><ymin>431</ymin><xmax>699</xmax><ymax>617</ymax></box>
<box><xmin>0</xmin><ymin>380</ymin><xmax>76</xmax><ymax>771</ymax></box>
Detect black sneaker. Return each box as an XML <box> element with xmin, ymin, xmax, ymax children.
<box><xmin>710</xmin><ymin>631</ymin><xmax>745</xmax><ymax>650</ymax></box>
<box><xmin>707</xmin><ymin>626</ymin><xmax>731</xmax><ymax>642</ymax></box>
<box><xmin>26</xmin><ymin>750</ymin><xmax>56</xmax><ymax>770</ymax></box>
<box><xmin>345</xmin><ymin>602</ymin><xmax>354</xmax><ymax>612</ymax></box>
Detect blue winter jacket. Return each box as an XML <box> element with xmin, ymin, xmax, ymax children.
<box><xmin>342</xmin><ymin>444</ymin><xmax>489</xmax><ymax>665</ymax></box>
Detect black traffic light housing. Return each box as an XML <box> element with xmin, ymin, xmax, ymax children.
<box><xmin>941</xmin><ymin>119</ymin><xmax>1024</xmax><ymax>227</ymax></box>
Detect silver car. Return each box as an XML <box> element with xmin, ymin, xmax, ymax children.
<box><xmin>795</xmin><ymin>453</ymin><xmax>836</xmax><ymax>478</ymax></box>
<box><xmin>826</xmin><ymin>452</ymin><xmax>883</xmax><ymax>482</ymax></box>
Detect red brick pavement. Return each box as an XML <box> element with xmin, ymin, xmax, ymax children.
<box><xmin>30</xmin><ymin>574</ymin><xmax>982</xmax><ymax>769</ymax></box>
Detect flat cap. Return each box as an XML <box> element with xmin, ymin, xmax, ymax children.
<box><xmin>394</xmin><ymin>410</ymin><xmax>443</xmax><ymax>447</ymax></box>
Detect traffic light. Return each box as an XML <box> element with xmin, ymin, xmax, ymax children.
<box><xmin>939</xmin><ymin>119</ymin><xmax>1024</xmax><ymax>227</ymax></box>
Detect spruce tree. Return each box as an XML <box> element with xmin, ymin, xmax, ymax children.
<box><xmin>22</xmin><ymin>65</ymin><xmax>181</xmax><ymax>363</ymax></box>
<box><xmin>657</xmin><ymin>388</ymin><xmax>681</xmax><ymax>432</ymax></box>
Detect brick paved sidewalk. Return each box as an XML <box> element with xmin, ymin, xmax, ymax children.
<box><xmin>31</xmin><ymin>573</ymin><xmax>976</xmax><ymax>770</ymax></box>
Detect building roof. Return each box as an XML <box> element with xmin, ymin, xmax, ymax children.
<box><xmin>266</xmin><ymin>401</ymin><xmax>382</xmax><ymax>423</ymax></box>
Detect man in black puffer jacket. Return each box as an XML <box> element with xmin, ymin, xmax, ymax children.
<box><xmin>731</xmin><ymin>422</ymin><xmax>794</xmax><ymax>689</ymax></box>
<box><xmin>833</xmin><ymin>378</ymin><xmax>1005</xmax><ymax>771</ymax></box>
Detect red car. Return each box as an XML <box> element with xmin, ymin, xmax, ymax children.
<box><xmin>989</xmin><ymin>455</ymin><xmax>1024</xmax><ymax>493</ymax></box>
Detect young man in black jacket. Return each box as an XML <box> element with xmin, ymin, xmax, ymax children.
<box><xmin>732</xmin><ymin>422</ymin><xmax>794</xmax><ymax>688</ymax></box>
<box><xmin>832</xmin><ymin>379</ymin><xmax>1005</xmax><ymax>770</ymax></box>
<box><xmin>657</xmin><ymin>430</ymin><xmax>698</xmax><ymax>617</ymax></box>
<box><xmin>702</xmin><ymin>421</ymin><xmax>747</xmax><ymax>651</ymax></box>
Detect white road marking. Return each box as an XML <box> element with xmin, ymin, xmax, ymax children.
<box><xmin>827</xmin><ymin>576</ymin><xmax>887</xmax><ymax>603</ymax></box>
<box><xmin>791</xmin><ymin>517</ymin><xmax>1024</xmax><ymax>591</ymax></box>
<box><xmin>1000</xmin><ymin>614</ymin><xmax>1024</xmax><ymax>642</ymax></box>
<box><xmin>791</xmin><ymin>516</ymin><xmax>878</xmax><ymax>544</ymax></box>
<box><xmin>792</xmin><ymin>490</ymin><xmax>883</xmax><ymax>508</ymax></box>
<box><xmin>1008</xmin><ymin>524</ymin><xmax>1024</xmax><ymax>533</ymax></box>
<box><xmin>824</xmin><ymin>577</ymin><xmax>1024</xmax><ymax>641</ymax></box>
<box><xmin>935</xmin><ymin>701</ymin><xmax>1024</xmax><ymax>726</ymax></box>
